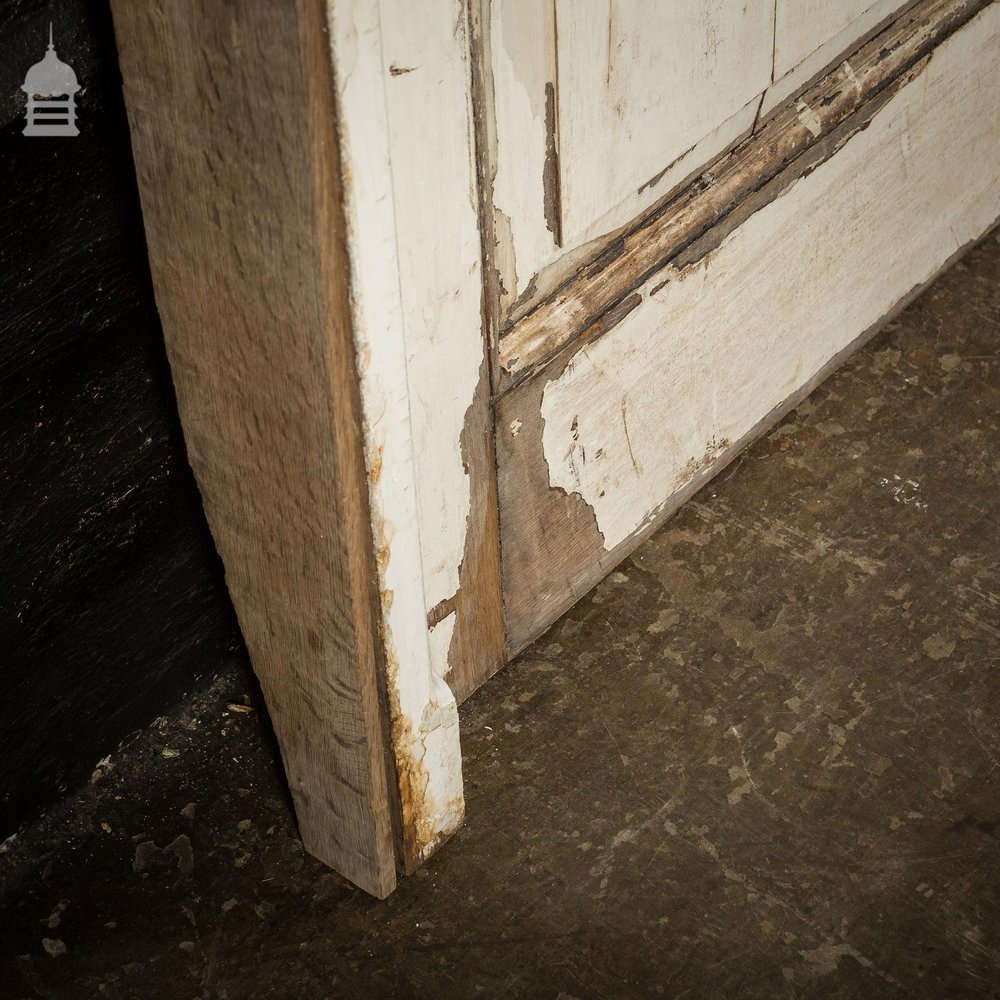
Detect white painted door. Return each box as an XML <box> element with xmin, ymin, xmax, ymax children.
<box><xmin>488</xmin><ymin>0</ymin><xmax>911</xmax><ymax>326</ymax></box>
<box><xmin>554</xmin><ymin>1</ymin><xmax>773</xmax><ymax>243</ymax></box>
<box><xmin>490</xmin><ymin>1</ymin><xmax>1000</xmax><ymax>651</ymax></box>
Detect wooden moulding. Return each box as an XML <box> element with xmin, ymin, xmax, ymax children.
<box><xmin>111</xmin><ymin>0</ymin><xmax>497</xmax><ymax>895</ymax></box>
<box><xmin>497</xmin><ymin>0</ymin><xmax>992</xmax><ymax>391</ymax></box>
<box><xmin>496</xmin><ymin>0</ymin><xmax>1000</xmax><ymax>652</ymax></box>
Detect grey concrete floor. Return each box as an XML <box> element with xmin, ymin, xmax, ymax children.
<box><xmin>2</xmin><ymin>234</ymin><xmax>999</xmax><ymax>999</ymax></box>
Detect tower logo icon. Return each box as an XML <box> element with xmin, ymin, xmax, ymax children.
<box><xmin>22</xmin><ymin>24</ymin><xmax>80</xmax><ymax>137</ymax></box>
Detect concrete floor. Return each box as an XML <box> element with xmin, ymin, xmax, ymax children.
<box><xmin>2</xmin><ymin>234</ymin><xmax>999</xmax><ymax>999</ymax></box>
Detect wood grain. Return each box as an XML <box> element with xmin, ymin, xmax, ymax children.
<box><xmin>497</xmin><ymin>1</ymin><xmax>1000</xmax><ymax>652</ymax></box>
<box><xmin>111</xmin><ymin>0</ymin><xmax>399</xmax><ymax>897</ymax></box>
<box><xmin>498</xmin><ymin>0</ymin><xmax>990</xmax><ymax>388</ymax></box>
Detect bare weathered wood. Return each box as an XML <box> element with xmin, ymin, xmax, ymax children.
<box><xmin>497</xmin><ymin>1</ymin><xmax>1000</xmax><ymax>652</ymax></box>
<box><xmin>115</xmin><ymin>0</ymin><xmax>505</xmax><ymax>890</ymax></box>
<box><xmin>498</xmin><ymin>0</ymin><xmax>990</xmax><ymax>387</ymax></box>
<box><xmin>111</xmin><ymin>0</ymin><xmax>402</xmax><ymax>897</ymax></box>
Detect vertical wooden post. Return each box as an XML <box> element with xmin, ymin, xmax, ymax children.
<box><xmin>109</xmin><ymin>0</ymin><xmax>455</xmax><ymax>897</ymax></box>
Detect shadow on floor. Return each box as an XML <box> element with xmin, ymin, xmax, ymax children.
<box><xmin>2</xmin><ymin>236</ymin><xmax>999</xmax><ymax>999</ymax></box>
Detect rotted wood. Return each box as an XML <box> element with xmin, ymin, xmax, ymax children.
<box><xmin>497</xmin><ymin>0</ymin><xmax>991</xmax><ymax>390</ymax></box>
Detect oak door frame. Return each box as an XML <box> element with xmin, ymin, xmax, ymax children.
<box><xmin>110</xmin><ymin>0</ymin><xmax>501</xmax><ymax>896</ymax></box>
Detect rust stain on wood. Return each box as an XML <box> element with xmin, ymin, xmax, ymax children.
<box><xmin>378</xmin><ymin>636</ymin><xmax>464</xmax><ymax>874</ymax></box>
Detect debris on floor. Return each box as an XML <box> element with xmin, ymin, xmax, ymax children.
<box><xmin>2</xmin><ymin>236</ymin><xmax>999</xmax><ymax>998</ymax></box>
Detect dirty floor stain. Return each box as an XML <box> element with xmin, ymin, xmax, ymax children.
<box><xmin>2</xmin><ymin>234</ymin><xmax>999</xmax><ymax>998</ymax></box>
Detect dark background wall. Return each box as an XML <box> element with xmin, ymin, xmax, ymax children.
<box><xmin>1</xmin><ymin>0</ymin><xmax>249</xmax><ymax>837</ymax></box>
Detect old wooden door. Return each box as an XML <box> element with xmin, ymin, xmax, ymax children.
<box><xmin>485</xmin><ymin>0</ymin><xmax>1000</xmax><ymax>650</ymax></box>
<box><xmin>113</xmin><ymin>0</ymin><xmax>1000</xmax><ymax>895</ymax></box>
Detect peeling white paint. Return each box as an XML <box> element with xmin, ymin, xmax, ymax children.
<box><xmin>843</xmin><ymin>59</ymin><xmax>862</xmax><ymax>95</ymax></box>
<box><xmin>540</xmin><ymin>7</ymin><xmax>1000</xmax><ymax>555</ymax></box>
<box><xmin>491</xmin><ymin>0</ymin><xmax>910</xmax><ymax>324</ymax></box>
<box><xmin>326</xmin><ymin>0</ymin><xmax>465</xmax><ymax>861</ymax></box>
<box><xmin>764</xmin><ymin>0</ymin><xmax>909</xmax><ymax>115</ymax></box>
<box><xmin>427</xmin><ymin>612</ymin><xmax>457</xmax><ymax>695</ymax></box>
<box><xmin>555</xmin><ymin>0</ymin><xmax>774</xmax><ymax>243</ymax></box>
<box><xmin>796</xmin><ymin>99</ymin><xmax>823</xmax><ymax>137</ymax></box>
<box><xmin>381</xmin><ymin>8</ymin><xmax>484</xmax><ymax>619</ymax></box>
<box><xmin>490</xmin><ymin>0</ymin><xmax>767</xmax><ymax>316</ymax></box>
<box><xmin>490</xmin><ymin>0</ymin><xmax>557</xmax><ymax>305</ymax></box>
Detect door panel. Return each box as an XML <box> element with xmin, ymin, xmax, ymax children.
<box><xmin>488</xmin><ymin>0</ymin><xmax>912</xmax><ymax>331</ymax></box>
<box><xmin>764</xmin><ymin>0</ymin><xmax>911</xmax><ymax>115</ymax></box>
<box><xmin>775</xmin><ymin>0</ymin><xmax>877</xmax><ymax>75</ymax></box>
<box><xmin>495</xmin><ymin>4</ymin><xmax>1000</xmax><ymax>652</ymax></box>
<box><xmin>555</xmin><ymin>1</ymin><xmax>773</xmax><ymax>244</ymax></box>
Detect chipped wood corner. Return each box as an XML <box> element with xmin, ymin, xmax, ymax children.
<box><xmin>378</xmin><ymin>616</ymin><xmax>466</xmax><ymax>873</ymax></box>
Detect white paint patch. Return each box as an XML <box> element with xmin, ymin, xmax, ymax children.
<box><xmin>327</xmin><ymin>0</ymin><xmax>465</xmax><ymax>858</ymax></box>
<box><xmin>796</xmin><ymin>99</ymin><xmax>823</xmax><ymax>138</ymax></box>
<box><xmin>843</xmin><ymin>60</ymin><xmax>862</xmax><ymax>95</ymax></box>
<box><xmin>539</xmin><ymin>8</ymin><xmax>1000</xmax><ymax>554</ymax></box>
<box><xmin>509</xmin><ymin>418</ymin><xmax>523</xmax><ymax>437</ymax></box>
<box><xmin>427</xmin><ymin>612</ymin><xmax>457</xmax><ymax>690</ymax></box>
<box><xmin>380</xmin><ymin>1</ymin><xmax>484</xmax><ymax>619</ymax></box>
<box><xmin>491</xmin><ymin>0</ymin><xmax>556</xmax><ymax>303</ymax></box>
<box><xmin>555</xmin><ymin>0</ymin><xmax>773</xmax><ymax>243</ymax></box>
<box><xmin>491</xmin><ymin>0</ymin><xmax>763</xmax><ymax>319</ymax></box>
